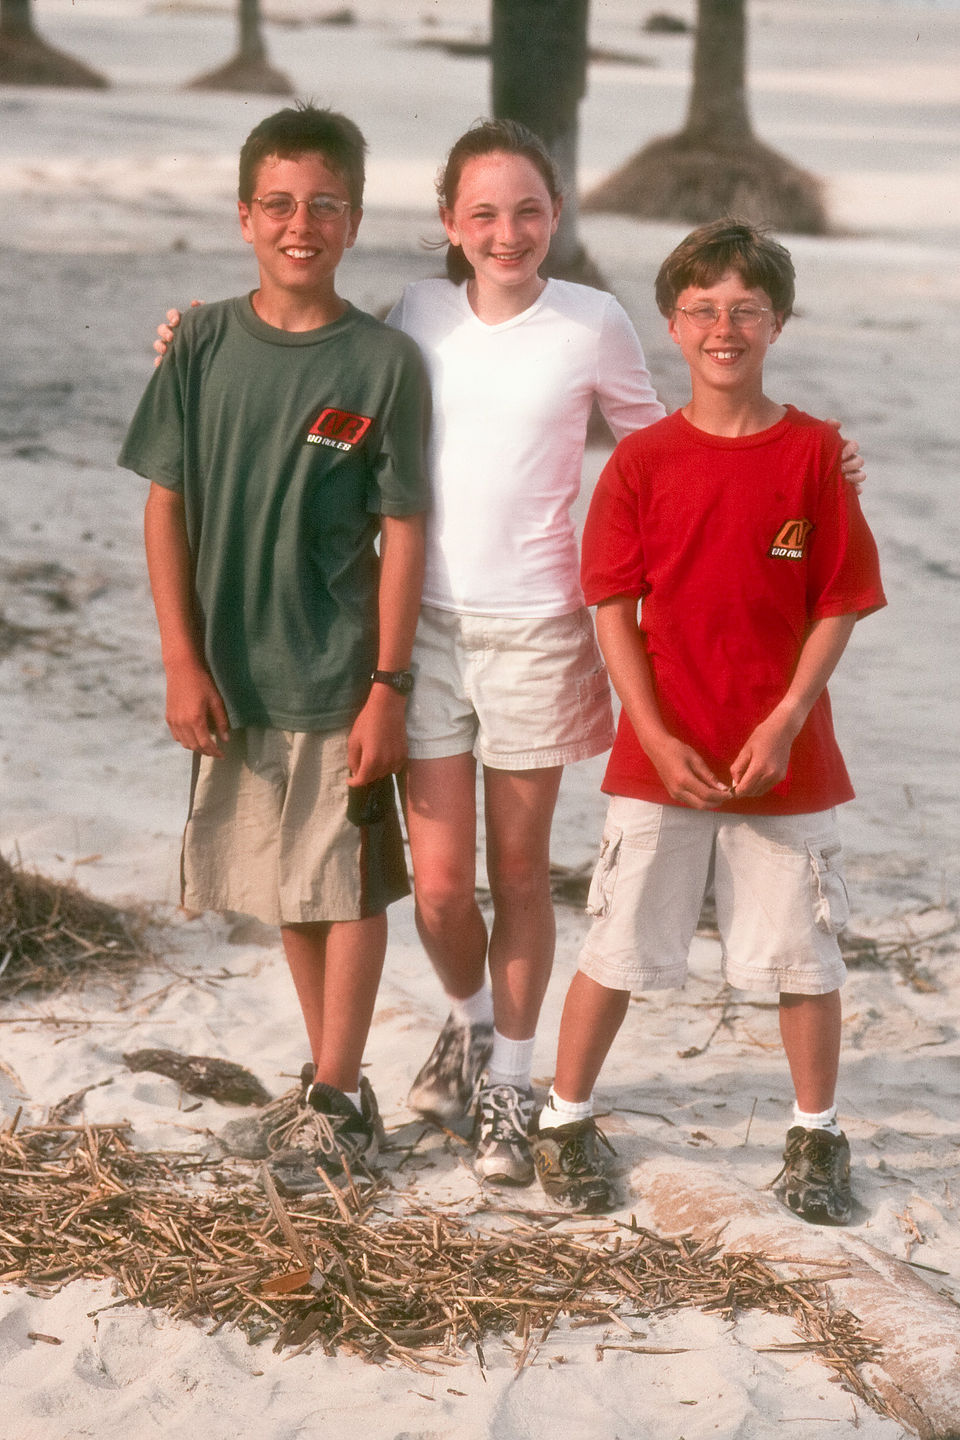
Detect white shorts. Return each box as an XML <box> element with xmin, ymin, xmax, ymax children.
<box><xmin>577</xmin><ymin>799</ymin><xmax>849</xmax><ymax>995</ymax></box>
<box><xmin>405</xmin><ymin>604</ymin><xmax>615</xmax><ymax>770</ymax></box>
<box><xmin>181</xmin><ymin>727</ymin><xmax>409</xmax><ymax>927</ymax></box>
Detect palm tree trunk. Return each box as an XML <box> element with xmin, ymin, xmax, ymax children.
<box><xmin>0</xmin><ymin>0</ymin><xmax>108</xmax><ymax>84</ymax></box>
<box><xmin>683</xmin><ymin>0</ymin><xmax>753</xmax><ymax>145</ymax></box>
<box><xmin>238</xmin><ymin>0</ymin><xmax>266</xmax><ymax>64</ymax></box>
<box><xmin>581</xmin><ymin>0</ymin><xmax>827</xmax><ymax>233</ymax></box>
<box><xmin>0</xmin><ymin>0</ymin><xmax>35</xmax><ymax>40</ymax></box>
<box><xmin>490</xmin><ymin>0</ymin><xmax>591</xmax><ymax>278</ymax></box>
<box><xmin>185</xmin><ymin>0</ymin><xmax>291</xmax><ymax>93</ymax></box>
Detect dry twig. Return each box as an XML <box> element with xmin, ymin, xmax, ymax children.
<box><xmin>0</xmin><ymin>1119</ymin><xmax>896</xmax><ymax>1418</ymax></box>
<box><xmin>0</xmin><ymin>854</ymin><xmax>153</xmax><ymax>998</ymax></box>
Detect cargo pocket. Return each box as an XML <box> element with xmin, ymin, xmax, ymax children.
<box><xmin>808</xmin><ymin>839</ymin><xmax>849</xmax><ymax>935</ymax></box>
<box><xmin>585</xmin><ymin>829</ymin><xmax>623</xmax><ymax>919</ymax></box>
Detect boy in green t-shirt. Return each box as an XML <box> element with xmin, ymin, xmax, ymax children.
<box><xmin>119</xmin><ymin>104</ymin><xmax>430</xmax><ymax>1194</ymax></box>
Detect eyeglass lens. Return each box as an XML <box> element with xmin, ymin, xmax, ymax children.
<box><xmin>681</xmin><ymin>304</ymin><xmax>768</xmax><ymax>328</ymax></box>
<box><xmin>257</xmin><ymin>194</ymin><xmax>348</xmax><ymax>220</ymax></box>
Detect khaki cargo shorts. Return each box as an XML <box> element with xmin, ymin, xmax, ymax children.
<box><xmin>181</xmin><ymin>726</ymin><xmax>409</xmax><ymax>927</ymax></box>
<box><xmin>578</xmin><ymin>798</ymin><xmax>849</xmax><ymax>995</ymax></box>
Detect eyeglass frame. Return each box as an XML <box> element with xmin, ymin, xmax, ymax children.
<box><xmin>251</xmin><ymin>192</ymin><xmax>354</xmax><ymax>222</ymax></box>
<box><xmin>675</xmin><ymin>302</ymin><xmax>775</xmax><ymax>330</ymax></box>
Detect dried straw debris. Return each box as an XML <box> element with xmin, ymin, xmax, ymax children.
<box><xmin>0</xmin><ymin>853</ymin><xmax>153</xmax><ymax>998</ymax></box>
<box><xmin>0</xmin><ymin>1118</ymin><xmax>894</xmax><ymax>1415</ymax></box>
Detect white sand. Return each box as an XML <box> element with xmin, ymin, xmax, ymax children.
<box><xmin>1</xmin><ymin>1</ymin><xmax>959</xmax><ymax>1435</ymax></box>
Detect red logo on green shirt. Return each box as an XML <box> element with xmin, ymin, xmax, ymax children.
<box><xmin>307</xmin><ymin>407</ymin><xmax>373</xmax><ymax>452</ymax></box>
<box><xmin>769</xmin><ymin>518</ymin><xmax>813</xmax><ymax>560</ymax></box>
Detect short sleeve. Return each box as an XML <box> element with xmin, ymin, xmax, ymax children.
<box><xmin>117</xmin><ymin>345</ymin><xmax>186</xmax><ymax>491</ymax></box>
<box><xmin>580</xmin><ymin>438</ymin><xmax>648</xmax><ymax>606</ymax></box>
<box><xmin>368</xmin><ymin>333</ymin><xmax>431</xmax><ymax>517</ymax></box>
<box><xmin>808</xmin><ymin>464</ymin><xmax>886</xmax><ymax>621</ymax></box>
<box><xmin>595</xmin><ymin>297</ymin><xmax>666</xmax><ymax>442</ymax></box>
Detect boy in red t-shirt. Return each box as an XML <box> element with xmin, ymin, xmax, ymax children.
<box><xmin>532</xmin><ymin>220</ymin><xmax>885</xmax><ymax>1221</ymax></box>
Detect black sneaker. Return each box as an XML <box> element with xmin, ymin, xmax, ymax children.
<box><xmin>473</xmin><ymin>1081</ymin><xmax>536</xmax><ymax>1184</ymax></box>
<box><xmin>268</xmin><ymin>1076</ymin><xmax>383</xmax><ymax>1196</ymax></box>
<box><xmin>531</xmin><ymin>1114</ymin><xmax>616</xmax><ymax>1213</ymax></box>
<box><xmin>408</xmin><ymin>1013</ymin><xmax>493</xmax><ymax>1124</ymax></box>
<box><xmin>772</xmin><ymin>1125</ymin><xmax>852</xmax><ymax>1225</ymax></box>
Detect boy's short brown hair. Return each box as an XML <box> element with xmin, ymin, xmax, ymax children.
<box><xmin>655</xmin><ymin>219</ymin><xmax>795</xmax><ymax>319</ymax></box>
<box><xmin>238</xmin><ymin>102</ymin><xmax>367</xmax><ymax>209</ymax></box>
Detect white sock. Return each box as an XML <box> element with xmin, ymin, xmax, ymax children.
<box><xmin>486</xmin><ymin>1030</ymin><xmax>535</xmax><ymax>1090</ymax></box>
<box><xmin>539</xmin><ymin>1087</ymin><xmax>594</xmax><ymax>1131</ymax></box>
<box><xmin>793</xmin><ymin>1102</ymin><xmax>841</xmax><ymax>1136</ymax></box>
<box><xmin>447</xmin><ymin>984</ymin><xmax>494</xmax><ymax>1030</ymax></box>
<box><xmin>308</xmin><ymin>1083</ymin><xmax>362</xmax><ymax>1112</ymax></box>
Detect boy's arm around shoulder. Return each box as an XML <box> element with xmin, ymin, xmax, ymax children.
<box><xmin>144</xmin><ymin>482</ymin><xmax>229</xmax><ymax>759</ymax></box>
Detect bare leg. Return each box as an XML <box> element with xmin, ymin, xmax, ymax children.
<box><xmin>281</xmin><ymin>915</ymin><xmax>387</xmax><ymax>1094</ymax></box>
<box><xmin>779</xmin><ymin>989</ymin><xmax>841</xmax><ymax>1113</ymax></box>
<box><xmin>405</xmin><ymin>754</ymin><xmax>488</xmax><ymax>1000</ymax></box>
<box><xmin>552</xmin><ymin>970</ymin><xmax>631</xmax><ymax>1104</ymax></box>
<box><xmin>482</xmin><ymin>764</ymin><xmax>563</xmax><ymax>1040</ymax></box>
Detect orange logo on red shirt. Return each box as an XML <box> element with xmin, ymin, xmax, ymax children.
<box><xmin>307</xmin><ymin>407</ymin><xmax>373</xmax><ymax>452</ymax></box>
<box><xmin>769</xmin><ymin>518</ymin><xmax>813</xmax><ymax>560</ymax></box>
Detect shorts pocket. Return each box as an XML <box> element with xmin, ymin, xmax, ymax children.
<box><xmin>585</xmin><ymin>828</ymin><xmax>623</xmax><ymax>919</ymax></box>
<box><xmin>808</xmin><ymin>839</ymin><xmax>849</xmax><ymax>935</ymax></box>
<box><xmin>576</xmin><ymin>663</ymin><xmax>614</xmax><ymax>734</ymax></box>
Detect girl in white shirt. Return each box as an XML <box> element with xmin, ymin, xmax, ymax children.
<box><xmin>393</xmin><ymin>121</ymin><xmax>664</xmax><ymax>1185</ymax></box>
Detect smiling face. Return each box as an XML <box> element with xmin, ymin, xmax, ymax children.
<box><xmin>238</xmin><ymin>151</ymin><xmax>361</xmax><ymax>309</ymax></box>
<box><xmin>668</xmin><ymin>268</ymin><xmax>783</xmax><ymax>398</ymax></box>
<box><xmin>440</xmin><ymin>150</ymin><xmax>561</xmax><ymax>307</ymax></box>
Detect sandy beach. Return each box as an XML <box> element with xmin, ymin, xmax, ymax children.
<box><xmin>2</xmin><ymin>1</ymin><xmax>959</xmax><ymax>1435</ymax></box>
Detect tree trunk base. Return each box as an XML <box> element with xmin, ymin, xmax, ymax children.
<box><xmin>186</xmin><ymin>52</ymin><xmax>293</xmax><ymax>95</ymax></box>
<box><xmin>0</xmin><ymin>29</ymin><xmax>107</xmax><ymax>86</ymax></box>
<box><xmin>583</xmin><ymin>131</ymin><xmax>829</xmax><ymax>235</ymax></box>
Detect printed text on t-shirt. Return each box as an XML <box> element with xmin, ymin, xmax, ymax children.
<box><xmin>307</xmin><ymin>408</ymin><xmax>373</xmax><ymax>452</ymax></box>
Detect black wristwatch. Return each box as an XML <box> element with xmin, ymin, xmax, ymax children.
<box><xmin>371</xmin><ymin>669</ymin><xmax>414</xmax><ymax>696</ymax></box>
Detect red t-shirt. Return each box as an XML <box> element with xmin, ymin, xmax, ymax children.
<box><xmin>581</xmin><ymin>406</ymin><xmax>886</xmax><ymax>815</ymax></box>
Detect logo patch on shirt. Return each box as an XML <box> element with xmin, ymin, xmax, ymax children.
<box><xmin>769</xmin><ymin>518</ymin><xmax>813</xmax><ymax>560</ymax></box>
<box><xmin>306</xmin><ymin>407</ymin><xmax>373</xmax><ymax>452</ymax></box>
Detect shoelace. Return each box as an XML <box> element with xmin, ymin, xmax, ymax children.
<box><xmin>559</xmin><ymin>1120</ymin><xmax>615</xmax><ymax>1174</ymax></box>
<box><xmin>767</xmin><ymin>1129</ymin><xmax>841</xmax><ymax>1189</ymax></box>
<box><xmin>480</xmin><ymin>1086</ymin><xmax>533</xmax><ymax>1142</ymax></box>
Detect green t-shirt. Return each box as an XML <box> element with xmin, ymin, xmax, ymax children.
<box><xmin>119</xmin><ymin>296</ymin><xmax>430</xmax><ymax>730</ymax></box>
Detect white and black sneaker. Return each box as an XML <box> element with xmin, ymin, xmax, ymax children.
<box><xmin>408</xmin><ymin>1013</ymin><xmax>493</xmax><ymax>1125</ymax></box>
<box><xmin>268</xmin><ymin>1076</ymin><xmax>384</xmax><ymax>1196</ymax></box>
<box><xmin>473</xmin><ymin>1081</ymin><xmax>536</xmax><ymax>1185</ymax></box>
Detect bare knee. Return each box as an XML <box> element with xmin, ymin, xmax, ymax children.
<box><xmin>487</xmin><ymin>850</ymin><xmax>550</xmax><ymax>912</ymax></box>
<box><xmin>414</xmin><ymin>862</ymin><xmax>478</xmax><ymax>929</ymax></box>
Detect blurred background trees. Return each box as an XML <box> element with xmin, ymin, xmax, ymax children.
<box><xmin>186</xmin><ymin>0</ymin><xmax>292</xmax><ymax>94</ymax></box>
<box><xmin>583</xmin><ymin>0</ymin><xmax>828</xmax><ymax>233</ymax></box>
<box><xmin>0</xmin><ymin>0</ymin><xmax>107</xmax><ymax>86</ymax></box>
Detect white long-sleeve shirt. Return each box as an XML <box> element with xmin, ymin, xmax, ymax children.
<box><xmin>387</xmin><ymin>277</ymin><xmax>665</xmax><ymax>617</ymax></box>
